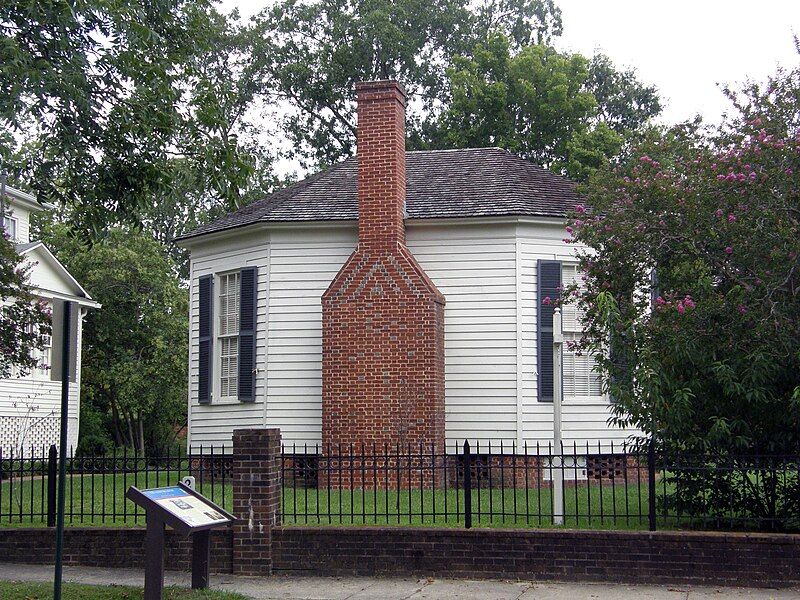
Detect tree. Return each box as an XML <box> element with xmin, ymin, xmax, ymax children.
<box><xmin>0</xmin><ymin>1</ymin><xmax>272</xmax><ymax>239</ymax></box>
<box><xmin>0</xmin><ymin>233</ymin><xmax>49</xmax><ymax>380</ymax></box>
<box><xmin>475</xmin><ymin>0</ymin><xmax>563</xmax><ymax>49</ymax></box>
<box><xmin>40</xmin><ymin>224</ymin><xmax>188</xmax><ymax>454</ymax></box>
<box><xmin>585</xmin><ymin>53</ymin><xmax>662</xmax><ymax>135</ymax></box>
<box><xmin>422</xmin><ymin>34</ymin><xmax>630</xmax><ymax>180</ymax></box>
<box><xmin>568</xmin><ymin>63</ymin><xmax>800</xmax><ymax>526</ymax></box>
<box><xmin>249</xmin><ymin>0</ymin><xmax>563</xmax><ymax>166</ymax></box>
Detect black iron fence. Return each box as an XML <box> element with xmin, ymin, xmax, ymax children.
<box><xmin>2</xmin><ymin>441</ymin><xmax>798</xmax><ymax>532</ymax></box>
<box><xmin>281</xmin><ymin>441</ymin><xmax>800</xmax><ymax>532</ymax></box>
<box><xmin>0</xmin><ymin>445</ymin><xmax>232</xmax><ymax>526</ymax></box>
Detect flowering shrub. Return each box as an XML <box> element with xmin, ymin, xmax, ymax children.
<box><xmin>0</xmin><ymin>234</ymin><xmax>50</xmax><ymax>379</ymax></box>
<box><xmin>568</xmin><ymin>63</ymin><xmax>800</xmax><ymax>528</ymax></box>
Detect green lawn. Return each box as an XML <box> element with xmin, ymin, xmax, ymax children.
<box><xmin>2</xmin><ymin>469</ymin><xmax>659</xmax><ymax>530</ymax></box>
<box><xmin>281</xmin><ymin>483</ymin><xmax>655</xmax><ymax>530</ymax></box>
<box><xmin>1</xmin><ymin>468</ymin><xmax>655</xmax><ymax>529</ymax></box>
<box><xmin>0</xmin><ymin>471</ymin><xmax>230</xmax><ymax>528</ymax></box>
<box><xmin>0</xmin><ymin>582</ymin><xmax>248</xmax><ymax>599</ymax></box>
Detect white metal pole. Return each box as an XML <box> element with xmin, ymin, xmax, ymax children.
<box><xmin>552</xmin><ymin>307</ymin><xmax>564</xmax><ymax>525</ymax></box>
<box><xmin>1</xmin><ymin>170</ymin><xmax>7</xmax><ymax>234</ymax></box>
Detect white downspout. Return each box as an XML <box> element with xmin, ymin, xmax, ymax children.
<box><xmin>552</xmin><ymin>306</ymin><xmax>564</xmax><ymax>525</ymax></box>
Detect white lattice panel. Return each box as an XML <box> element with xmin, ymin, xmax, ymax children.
<box><xmin>0</xmin><ymin>415</ymin><xmax>60</xmax><ymax>452</ymax></box>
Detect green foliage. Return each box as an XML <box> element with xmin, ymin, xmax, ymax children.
<box><xmin>475</xmin><ymin>0</ymin><xmax>563</xmax><ymax>48</ymax></box>
<box><xmin>0</xmin><ymin>0</ymin><xmax>273</xmax><ymax>243</ymax></box>
<box><xmin>250</xmin><ymin>0</ymin><xmax>563</xmax><ymax>166</ymax></box>
<box><xmin>420</xmin><ymin>35</ymin><xmax>664</xmax><ymax>180</ymax></box>
<box><xmin>572</xmin><ymin>115</ymin><xmax>800</xmax><ymax>451</ymax></box>
<box><xmin>426</xmin><ymin>35</ymin><xmax>610</xmax><ymax>174</ymax></box>
<box><xmin>0</xmin><ymin>233</ymin><xmax>49</xmax><ymax>379</ymax></box>
<box><xmin>40</xmin><ymin>224</ymin><xmax>188</xmax><ymax>454</ymax></box>
<box><xmin>250</xmin><ymin>0</ymin><xmax>469</xmax><ymax>166</ymax></box>
<box><xmin>586</xmin><ymin>53</ymin><xmax>662</xmax><ymax>134</ymax></box>
<box><xmin>569</xmin><ymin>62</ymin><xmax>800</xmax><ymax>525</ymax></box>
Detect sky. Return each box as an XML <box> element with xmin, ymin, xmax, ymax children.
<box><xmin>554</xmin><ymin>1</ymin><xmax>800</xmax><ymax>125</ymax></box>
<box><xmin>221</xmin><ymin>0</ymin><xmax>799</xmax><ymax>125</ymax></box>
<box><xmin>220</xmin><ymin>0</ymin><xmax>799</xmax><ymax>174</ymax></box>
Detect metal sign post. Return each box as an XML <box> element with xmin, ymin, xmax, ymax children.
<box><xmin>54</xmin><ymin>300</ymin><xmax>72</xmax><ymax>600</ymax></box>
<box><xmin>552</xmin><ymin>306</ymin><xmax>564</xmax><ymax>526</ymax></box>
<box><xmin>126</xmin><ymin>483</ymin><xmax>235</xmax><ymax>599</ymax></box>
<box><xmin>145</xmin><ymin>513</ymin><xmax>166</xmax><ymax>599</ymax></box>
<box><xmin>1</xmin><ymin>169</ymin><xmax>7</xmax><ymax>230</ymax></box>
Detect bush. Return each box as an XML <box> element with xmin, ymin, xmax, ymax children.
<box><xmin>570</xmin><ymin>60</ymin><xmax>800</xmax><ymax>528</ymax></box>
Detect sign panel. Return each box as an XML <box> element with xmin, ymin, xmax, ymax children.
<box><xmin>140</xmin><ymin>486</ymin><xmax>231</xmax><ymax>528</ymax></box>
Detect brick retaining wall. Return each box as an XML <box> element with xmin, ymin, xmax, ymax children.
<box><xmin>1</xmin><ymin>525</ymin><xmax>798</xmax><ymax>587</ymax></box>
<box><xmin>0</xmin><ymin>527</ymin><xmax>233</xmax><ymax>573</ymax></box>
<box><xmin>272</xmin><ymin>526</ymin><xmax>800</xmax><ymax>587</ymax></box>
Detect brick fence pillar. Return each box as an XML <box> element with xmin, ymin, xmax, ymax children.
<box><xmin>232</xmin><ymin>428</ymin><xmax>281</xmax><ymax>576</ymax></box>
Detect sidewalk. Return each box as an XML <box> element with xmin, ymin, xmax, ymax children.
<box><xmin>0</xmin><ymin>563</ymin><xmax>797</xmax><ymax>599</ymax></box>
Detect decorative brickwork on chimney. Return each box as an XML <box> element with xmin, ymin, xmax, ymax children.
<box><xmin>321</xmin><ymin>80</ymin><xmax>446</xmax><ymax>461</ymax></box>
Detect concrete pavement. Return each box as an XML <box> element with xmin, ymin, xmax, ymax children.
<box><xmin>0</xmin><ymin>563</ymin><xmax>797</xmax><ymax>599</ymax></box>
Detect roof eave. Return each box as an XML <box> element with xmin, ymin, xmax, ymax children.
<box><xmin>175</xmin><ymin>213</ymin><xmax>569</xmax><ymax>248</ymax></box>
<box><xmin>2</xmin><ymin>185</ymin><xmax>53</xmax><ymax>212</ymax></box>
<box><xmin>18</xmin><ymin>242</ymin><xmax>97</xmax><ymax>302</ymax></box>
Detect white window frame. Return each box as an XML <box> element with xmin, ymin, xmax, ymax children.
<box><xmin>18</xmin><ymin>312</ymin><xmax>52</xmax><ymax>380</ymax></box>
<box><xmin>214</xmin><ymin>271</ymin><xmax>240</xmax><ymax>403</ymax></box>
<box><xmin>561</xmin><ymin>263</ymin><xmax>606</xmax><ymax>404</ymax></box>
<box><xmin>2</xmin><ymin>215</ymin><xmax>17</xmax><ymax>242</ymax></box>
<box><xmin>33</xmin><ymin>328</ymin><xmax>52</xmax><ymax>379</ymax></box>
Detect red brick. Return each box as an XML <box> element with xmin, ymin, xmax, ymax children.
<box><xmin>321</xmin><ymin>80</ymin><xmax>446</xmax><ymax>488</ymax></box>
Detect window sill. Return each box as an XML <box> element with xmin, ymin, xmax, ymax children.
<box><xmin>202</xmin><ymin>397</ymin><xmax>249</xmax><ymax>406</ymax></box>
<box><xmin>562</xmin><ymin>396</ymin><xmax>611</xmax><ymax>406</ymax></box>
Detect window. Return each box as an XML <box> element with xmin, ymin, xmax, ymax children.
<box><xmin>2</xmin><ymin>215</ymin><xmax>17</xmax><ymax>241</ymax></box>
<box><xmin>18</xmin><ymin>318</ymin><xmax>52</xmax><ymax>379</ymax></box>
<box><xmin>197</xmin><ymin>267</ymin><xmax>257</xmax><ymax>404</ymax></box>
<box><xmin>218</xmin><ymin>272</ymin><xmax>240</xmax><ymax>399</ymax></box>
<box><xmin>561</xmin><ymin>264</ymin><xmax>603</xmax><ymax>399</ymax></box>
<box><xmin>35</xmin><ymin>328</ymin><xmax>52</xmax><ymax>378</ymax></box>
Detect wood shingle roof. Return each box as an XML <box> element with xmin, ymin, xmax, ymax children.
<box><xmin>179</xmin><ymin>147</ymin><xmax>578</xmax><ymax>240</ymax></box>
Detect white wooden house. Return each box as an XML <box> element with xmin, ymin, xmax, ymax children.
<box><xmin>1</xmin><ymin>185</ymin><xmax>99</xmax><ymax>452</ymax></box>
<box><xmin>177</xmin><ymin>81</ymin><xmax>629</xmax><ymax>454</ymax></box>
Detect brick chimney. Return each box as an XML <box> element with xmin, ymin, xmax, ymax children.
<box><xmin>321</xmin><ymin>80</ymin><xmax>446</xmax><ymax>454</ymax></box>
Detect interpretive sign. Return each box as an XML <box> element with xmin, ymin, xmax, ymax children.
<box><xmin>140</xmin><ymin>486</ymin><xmax>230</xmax><ymax>528</ymax></box>
<box><xmin>126</xmin><ymin>482</ymin><xmax>235</xmax><ymax>600</ymax></box>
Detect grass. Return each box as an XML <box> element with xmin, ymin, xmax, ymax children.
<box><xmin>0</xmin><ymin>471</ymin><xmax>230</xmax><ymax>528</ymax></box>
<box><xmin>0</xmin><ymin>582</ymin><xmax>248</xmax><ymax>599</ymax></box>
<box><xmin>281</xmin><ymin>482</ymin><xmax>655</xmax><ymax>530</ymax></box>
<box><xmin>2</xmin><ymin>465</ymin><xmax>662</xmax><ymax>530</ymax></box>
<box><xmin>3</xmin><ymin>472</ymin><xmax>785</xmax><ymax>532</ymax></box>
<box><xmin>0</xmin><ymin>467</ymin><xmax>655</xmax><ymax>529</ymax></box>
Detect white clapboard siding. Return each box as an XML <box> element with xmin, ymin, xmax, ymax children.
<box><xmin>185</xmin><ymin>218</ymin><xmax>634</xmax><ymax>451</ymax></box>
<box><xmin>0</xmin><ymin>300</ymin><xmax>84</xmax><ymax>452</ymax></box>
<box><xmin>0</xmin><ymin>380</ymin><xmax>81</xmax><ymax>450</ymax></box>
<box><xmin>4</xmin><ymin>200</ymin><xmax>31</xmax><ymax>244</ymax></box>
<box><xmin>517</xmin><ymin>221</ymin><xmax>635</xmax><ymax>446</ymax></box>
<box><xmin>407</xmin><ymin>222</ymin><xmax>519</xmax><ymax>446</ymax></box>
<box><xmin>265</xmin><ymin>228</ymin><xmax>357</xmax><ymax>447</ymax></box>
<box><xmin>187</xmin><ymin>230</ymin><xmax>271</xmax><ymax>449</ymax></box>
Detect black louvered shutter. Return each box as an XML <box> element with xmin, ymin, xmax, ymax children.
<box><xmin>238</xmin><ymin>267</ymin><xmax>258</xmax><ymax>403</ymax></box>
<box><xmin>198</xmin><ymin>275</ymin><xmax>213</xmax><ymax>404</ymax></box>
<box><xmin>537</xmin><ymin>260</ymin><xmax>562</xmax><ymax>402</ymax></box>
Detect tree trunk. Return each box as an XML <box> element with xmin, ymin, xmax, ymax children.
<box><xmin>138</xmin><ymin>413</ymin><xmax>146</xmax><ymax>457</ymax></box>
<box><xmin>110</xmin><ymin>399</ymin><xmax>125</xmax><ymax>447</ymax></box>
<box><xmin>126</xmin><ymin>412</ymin><xmax>136</xmax><ymax>452</ymax></box>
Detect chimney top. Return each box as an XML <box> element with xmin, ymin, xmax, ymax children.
<box><xmin>355</xmin><ymin>78</ymin><xmax>407</xmax><ymax>247</ymax></box>
<box><xmin>355</xmin><ymin>80</ymin><xmax>406</xmax><ymax>106</ymax></box>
